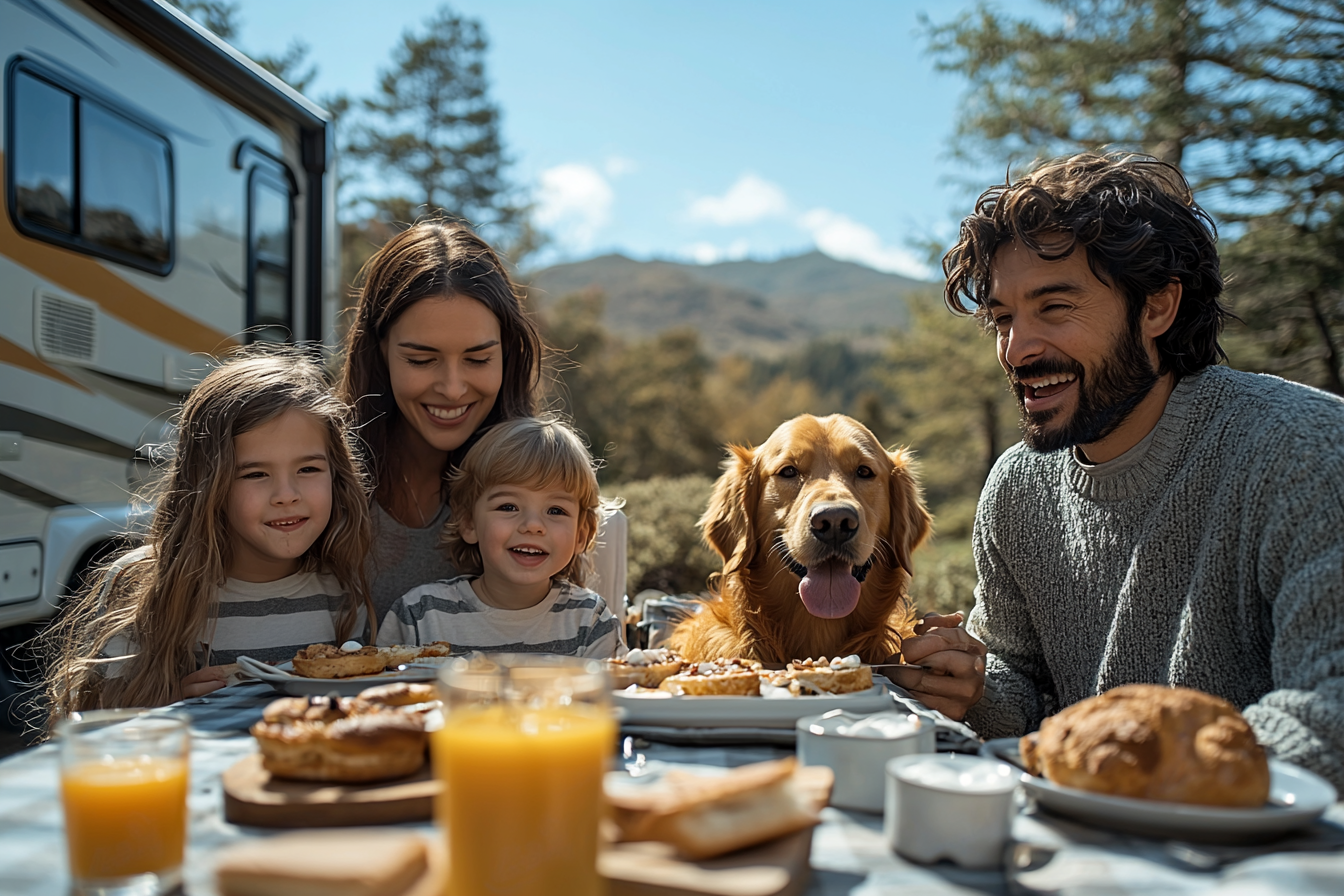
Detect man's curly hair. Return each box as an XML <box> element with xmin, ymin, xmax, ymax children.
<box><xmin>942</xmin><ymin>152</ymin><xmax>1232</xmax><ymax>378</ymax></box>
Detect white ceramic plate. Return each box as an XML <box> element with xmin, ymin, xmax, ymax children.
<box><xmin>614</xmin><ymin>681</ymin><xmax>897</xmax><ymax>729</ymax></box>
<box><xmin>235</xmin><ymin>655</ymin><xmax>448</xmax><ymax>696</ymax></box>
<box><xmin>981</xmin><ymin>737</ymin><xmax>1336</xmax><ymax>842</ymax></box>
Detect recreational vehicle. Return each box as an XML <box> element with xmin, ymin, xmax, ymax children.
<box><xmin>0</xmin><ymin>0</ymin><xmax>337</xmax><ymax>637</ymax></box>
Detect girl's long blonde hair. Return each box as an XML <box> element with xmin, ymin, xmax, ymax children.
<box><xmin>44</xmin><ymin>346</ymin><xmax>373</xmax><ymax>720</ymax></box>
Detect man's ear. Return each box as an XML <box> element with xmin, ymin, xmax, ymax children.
<box><xmin>1143</xmin><ymin>279</ymin><xmax>1182</xmax><ymax>340</ymax></box>
<box><xmin>699</xmin><ymin>444</ymin><xmax>762</xmax><ymax>572</ymax></box>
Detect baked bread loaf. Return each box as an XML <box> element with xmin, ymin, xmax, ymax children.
<box><xmin>215</xmin><ymin>829</ymin><xmax>429</xmax><ymax>896</ymax></box>
<box><xmin>606</xmin><ymin>648</ymin><xmax>685</xmax><ymax>689</ymax></box>
<box><xmin>779</xmin><ymin>655</ymin><xmax>873</xmax><ymax>695</ymax></box>
<box><xmin>658</xmin><ymin>658</ymin><xmax>762</xmax><ymax>696</ymax></box>
<box><xmin>1020</xmin><ymin>684</ymin><xmax>1270</xmax><ymax>807</ymax></box>
<box><xmin>606</xmin><ymin>757</ymin><xmax>829</xmax><ymax>859</ymax></box>
<box><xmin>251</xmin><ymin>695</ymin><xmax>428</xmax><ymax>783</ymax></box>
<box><xmin>291</xmin><ymin>644</ymin><xmax>388</xmax><ymax>679</ymax></box>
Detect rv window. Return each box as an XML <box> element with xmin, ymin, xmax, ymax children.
<box><xmin>248</xmin><ymin>172</ymin><xmax>292</xmax><ymax>343</ymax></box>
<box><xmin>81</xmin><ymin>104</ymin><xmax>171</xmax><ymax>267</ymax></box>
<box><xmin>11</xmin><ymin>73</ymin><xmax>75</xmax><ymax>234</ymax></box>
<box><xmin>6</xmin><ymin>64</ymin><xmax>173</xmax><ymax>274</ymax></box>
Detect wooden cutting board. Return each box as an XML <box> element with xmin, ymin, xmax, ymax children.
<box><xmin>222</xmin><ymin>753</ymin><xmax>441</xmax><ymax>827</ymax></box>
<box><xmin>222</xmin><ymin>757</ymin><xmax>823</xmax><ymax>896</ymax></box>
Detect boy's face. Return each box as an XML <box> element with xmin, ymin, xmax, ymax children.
<box><xmin>226</xmin><ymin>408</ymin><xmax>333</xmax><ymax>582</ymax></box>
<box><xmin>460</xmin><ymin>481</ymin><xmax>589</xmax><ymax>606</ymax></box>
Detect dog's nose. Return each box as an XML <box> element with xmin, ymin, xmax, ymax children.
<box><xmin>809</xmin><ymin>502</ymin><xmax>859</xmax><ymax>548</ymax></box>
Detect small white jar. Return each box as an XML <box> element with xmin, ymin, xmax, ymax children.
<box><xmin>884</xmin><ymin>753</ymin><xmax>1020</xmax><ymax>869</ymax></box>
<box><xmin>796</xmin><ymin>710</ymin><xmax>935</xmax><ymax>812</ymax></box>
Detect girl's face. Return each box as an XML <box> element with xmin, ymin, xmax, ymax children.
<box><xmin>225</xmin><ymin>409</ymin><xmax>334</xmax><ymax>582</ymax></box>
<box><xmin>460</xmin><ymin>480</ymin><xmax>590</xmax><ymax>608</ymax></box>
<box><xmin>382</xmin><ymin>295</ymin><xmax>504</xmax><ymax>457</ymax></box>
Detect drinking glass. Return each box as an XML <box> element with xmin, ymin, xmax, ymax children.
<box><xmin>434</xmin><ymin>655</ymin><xmax>615</xmax><ymax>896</ymax></box>
<box><xmin>58</xmin><ymin>710</ymin><xmax>190</xmax><ymax>896</ymax></box>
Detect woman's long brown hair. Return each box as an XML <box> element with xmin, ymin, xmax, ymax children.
<box><xmin>339</xmin><ymin>221</ymin><xmax>543</xmax><ymax>503</ymax></box>
<box><xmin>44</xmin><ymin>346</ymin><xmax>374</xmax><ymax>719</ymax></box>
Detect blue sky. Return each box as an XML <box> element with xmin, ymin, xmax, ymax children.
<box><xmin>231</xmin><ymin>1</ymin><xmax>1049</xmax><ymax>275</ymax></box>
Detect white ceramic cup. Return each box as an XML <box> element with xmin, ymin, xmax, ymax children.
<box><xmin>884</xmin><ymin>753</ymin><xmax>1020</xmax><ymax>870</ymax></box>
<box><xmin>796</xmin><ymin>709</ymin><xmax>935</xmax><ymax>812</ymax></box>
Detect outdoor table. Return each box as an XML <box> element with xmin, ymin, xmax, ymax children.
<box><xmin>2</xmin><ymin>682</ymin><xmax>1343</xmax><ymax>895</ymax></box>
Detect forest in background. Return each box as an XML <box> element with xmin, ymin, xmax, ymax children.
<box><xmin>171</xmin><ymin>0</ymin><xmax>1344</xmax><ymax>615</ymax></box>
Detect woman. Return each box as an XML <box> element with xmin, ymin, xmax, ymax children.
<box><xmin>340</xmin><ymin>221</ymin><xmax>543</xmax><ymax>621</ymax></box>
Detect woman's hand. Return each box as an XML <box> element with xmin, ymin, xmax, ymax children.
<box><xmin>181</xmin><ymin>665</ymin><xmax>229</xmax><ymax>699</ymax></box>
<box><xmin>898</xmin><ymin>612</ymin><xmax>987</xmax><ymax>720</ymax></box>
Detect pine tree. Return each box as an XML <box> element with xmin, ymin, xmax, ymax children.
<box><xmin>924</xmin><ymin>0</ymin><xmax>1344</xmax><ymax>393</ymax></box>
<box><xmin>346</xmin><ymin>6</ymin><xmax>521</xmax><ymax>246</ymax></box>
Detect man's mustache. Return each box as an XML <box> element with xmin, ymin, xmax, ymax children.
<box><xmin>1008</xmin><ymin>359</ymin><xmax>1085</xmax><ymax>388</ymax></box>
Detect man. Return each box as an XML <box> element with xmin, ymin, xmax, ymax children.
<box><xmin>899</xmin><ymin>152</ymin><xmax>1344</xmax><ymax>787</ymax></box>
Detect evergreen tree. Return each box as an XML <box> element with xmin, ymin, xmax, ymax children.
<box><xmin>346</xmin><ymin>6</ymin><xmax>521</xmax><ymax>247</ymax></box>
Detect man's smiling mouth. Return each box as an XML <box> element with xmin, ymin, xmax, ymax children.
<box><xmin>1022</xmin><ymin>372</ymin><xmax>1077</xmax><ymax>400</ymax></box>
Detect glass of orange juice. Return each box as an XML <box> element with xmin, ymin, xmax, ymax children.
<box><xmin>434</xmin><ymin>655</ymin><xmax>615</xmax><ymax>896</ymax></box>
<box><xmin>58</xmin><ymin>710</ymin><xmax>190</xmax><ymax>896</ymax></box>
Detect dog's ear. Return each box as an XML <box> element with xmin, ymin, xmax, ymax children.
<box><xmin>887</xmin><ymin>448</ymin><xmax>931</xmax><ymax>575</ymax></box>
<box><xmin>700</xmin><ymin>444</ymin><xmax>762</xmax><ymax>571</ymax></box>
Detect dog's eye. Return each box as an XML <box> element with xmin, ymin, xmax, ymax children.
<box><xmin>856</xmin><ymin>465</ymin><xmax>875</xmax><ymax>479</ymax></box>
<box><xmin>777</xmin><ymin>465</ymin><xmax>798</xmax><ymax>479</ymax></box>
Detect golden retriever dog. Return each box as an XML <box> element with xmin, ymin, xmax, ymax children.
<box><xmin>669</xmin><ymin>414</ymin><xmax>931</xmax><ymax>664</ymax></box>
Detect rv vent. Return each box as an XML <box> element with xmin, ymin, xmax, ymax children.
<box><xmin>34</xmin><ymin>291</ymin><xmax>98</xmax><ymax>365</ymax></box>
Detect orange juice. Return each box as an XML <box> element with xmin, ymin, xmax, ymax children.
<box><xmin>61</xmin><ymin>756</ymin><xmax>189</xmax><ymax>879</ymax></box>
<box><xmin>433</xmin><ymin>703</ymin><xmax>615</xmax><ymax>896</ymax></box>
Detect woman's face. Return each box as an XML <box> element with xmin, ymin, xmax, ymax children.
<box><xmin>381</xmin><ymin>295</ymin><xmax>504</xmax><ymax>457</ymax></box>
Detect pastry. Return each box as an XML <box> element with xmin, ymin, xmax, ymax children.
<box><xmin>291</xmin><ymin>644</ymin><xmax>388</xmax><ymax>679</ymax></box>
<box><xmin>251</xmin><ymin>695</ymin><xmax>428</xmax><ymax>783</ymax></box>
<box><xmin>658</xmin><ymin>658</ymin><xmax>762</xmax><ymax>696</ymax></box>
<box><xmin>779</xmin><ymin>655</ymin><xmax>873</xmax><ymax>695</ymax></box>
<box><xmin>1020</xmin><ymin>684</ymin><xmax>1270</xmax><ymax>807</ymax></box>
<box><xmin>605</xmin><ymin>648</ymin><xmax>684</xmax><ymax>689</ymax></box>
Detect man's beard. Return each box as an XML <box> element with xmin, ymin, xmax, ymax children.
<box><xmin>1010</xmin><ymin>322</ymin><xmax>1159</xmax><ymax>453</ymax></box>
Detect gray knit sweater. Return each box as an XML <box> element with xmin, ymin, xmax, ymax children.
<box><xmin>964</xmin><ymin>365</ymin><xmax>1344</xmax><ymax>787</ymax></box>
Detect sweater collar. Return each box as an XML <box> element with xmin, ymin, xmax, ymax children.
<box><xmin>1063</xmin><ymin>367</ymin><xmax>1208</xmax><ymax>501</ymax></box>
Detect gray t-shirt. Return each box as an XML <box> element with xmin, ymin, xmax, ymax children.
<box><xmin>367</xmin><ymin>501</ymin><xmax>458</xmax><ymax>625</ymax></box>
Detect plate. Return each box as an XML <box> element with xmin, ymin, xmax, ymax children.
<box><xmin>235</xmin><ymin>655</ymin><xmax>448</xmax><ymax>697</ymax></box>
<box><xmin>981</xmin><ymin>738</ymin><xmax>1336</xmax><ymax>842</ymax></box>
<box><xmin>615</xmin><ymin>680</ymin><xmax>897</xmax><ymax>729</ymax></box>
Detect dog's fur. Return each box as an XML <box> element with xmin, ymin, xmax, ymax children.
<box><xmin>669</xmin><ymin>414</ymin><xmax>931</xmax><ymax>664</ymax></box>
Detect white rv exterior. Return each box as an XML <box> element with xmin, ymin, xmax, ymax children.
<box><xmin>0</xmin><ymin>0</ymin><xmax>337</xmax><ymax>630</ymax></box>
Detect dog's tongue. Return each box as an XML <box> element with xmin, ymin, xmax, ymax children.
<box><xmin>798</xmin><ymin>559</ymin><xmax>861</xmax><ymax>619</ymax></box>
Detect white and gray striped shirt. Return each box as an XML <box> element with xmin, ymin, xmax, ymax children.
<box><xmin>103</xmin><ymin>548</ymin><xmax>365</xmax><ymax>673</ymax></box>
<box><xmin>376</xmin><ymin>575</ymin><xmax>622</xmax><ymax>658</ymax></box>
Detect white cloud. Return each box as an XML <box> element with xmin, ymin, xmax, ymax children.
<box><xmin>604</xmin><ymin>156</ymin><xmax>637</xmax><ymax>178</ymax></box>
<box><xmin>535</xmin><ymin>163</ymin><xmax>614</xmax><ymax>252</ymax></box>
<box><xmin>682</xmin><ymin>238</ymin><xmax>752</xmax><ymax>265</ymax></box>
<box><xmin>688</xmin><ymin>173</ymin><xmax>789</xmax><ymax>226</ymax></box>
<box><xmin>798</xmin><ymin>208</ymin><xmax>929</xmax><ymax>278</ymax></box>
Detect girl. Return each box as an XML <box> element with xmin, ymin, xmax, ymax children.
<box><xmin>46</xmin><ymin>348</ymin><xmax>374</xmax><ymax>716</ymax></box>
<box><xmin>339</xmin><ymin>221</ymin><xmax>545</xmax><ymax>622</ymax></box>
<box><xmin>376</xmin><ymin>416</ymin><xmax>622</xmax><ymax>658</ymax></box>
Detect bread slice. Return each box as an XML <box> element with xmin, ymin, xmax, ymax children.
<box><xmin>607</xmin><ymin>758</ymin><xmax>827</xmax><ymax>860</ymax></box>
<box><xmin>215</xmin><ymin>829</ymin><xmax>428</xmax><ymax>896</ymax></box>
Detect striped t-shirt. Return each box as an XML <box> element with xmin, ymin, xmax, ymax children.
<box><xmin>376</xmin><ymin>575</ymin><xmax>623</xmax><ymax>658</ymax></box>
<box><xmin>102</xmin><ymin>548</ymin><xmax>366</xmax><ymax>673</ymax></box>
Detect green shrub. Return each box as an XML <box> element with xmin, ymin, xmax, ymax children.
<box><xmin>907</xmin><ymin>537</ymin><xmax>978</xmax><ymax>618</ymax></box>
<box><xmin>607</xmin><ymin>475</ymin><xmax>719</xmax><ymax>596</ymax></box>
